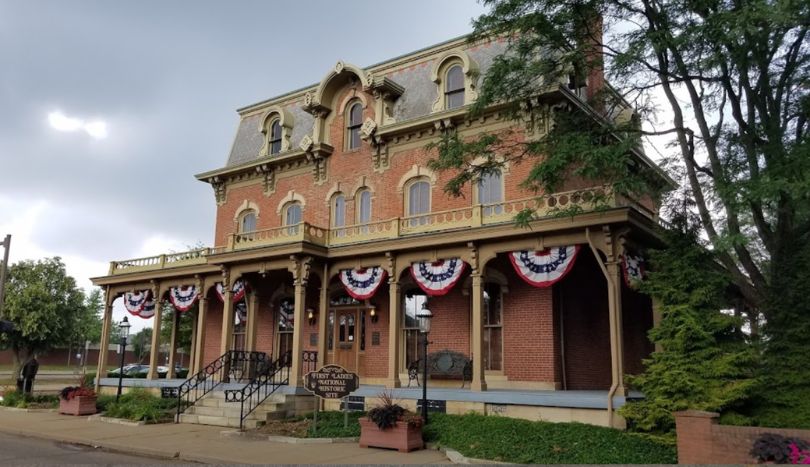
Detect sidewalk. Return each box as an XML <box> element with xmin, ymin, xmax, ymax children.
<box><xmin>0</xmin><ymin>409</ymin><xmax>450</xmax><ymax>464</ymax></box>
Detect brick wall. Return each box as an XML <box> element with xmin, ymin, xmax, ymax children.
<box><xmin>422</xmin><ymin>280</ymin><xmax>471</xmax><ymax>357</ymax></box>
<box><xmin>254</xmin><ymin>298</ymin><xmax>275</xmax><ymax>357</ymax></box>
<box><xmin>675</xmin><ymin>410</ymin><xmax>810</xmax><ymax>464</ymax></box>
<box><xmin>362</xmin><ymin>286</ymin><xmax>389</xmax><ymax>378</ymax></box>
<box><xmin>499</xmin><ymin>258</ymin><xmax>559</xmax><ymax>383</ymax></box>
<box><xmin>622</xmin><ymin>282</ymin><xmax>654</xmax><ymax>375</ymax></box>
<box><xmin>557</xmin><ymin>248</ymin><xmax>612</xmax><ymax>390</ymax></box>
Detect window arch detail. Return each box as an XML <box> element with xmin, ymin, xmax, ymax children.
<box><xmin>234</xmin><ymin>200</ymin><xmax>261</xmax><ymax>231</ymax></box>
<box><xmin>259</xmin><ymin>106</ymin><xmax>294</xmax><ymax>156</ymax></box>
<box><xmin>430</xmin><ymin>50</ymin><xmax>479</xmax><ymax>112</ymax></box>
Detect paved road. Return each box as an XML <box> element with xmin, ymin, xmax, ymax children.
<box><xmin>0</xmin><ymin>432</ymin><xmax>183</xmax><ymax>464</ymax></box>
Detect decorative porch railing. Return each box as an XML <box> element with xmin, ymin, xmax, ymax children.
<box><xmin>223</xmin><ymin>350</ymin><xmax>292</xmax><ymax>430</ymax></box>
<box><xmin>109</xmin><ymin>186</ymin><xmax>637</xmax><ymax>275</ymax></box>
<box><xmin>175</xmin><ymin>350</ymin><xmax>269</xmax><ymax>420</ymax></box>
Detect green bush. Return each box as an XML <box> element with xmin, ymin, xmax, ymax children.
<box><xmin>102</xmin><ymin>388</ymin><xmax>178</xmax><ymax>423</ymax></box>
<box><xmin>307</xmin><ymin>411</ymin><xmax>363</xmax><ymax>438</ymax></box>
<box><xmin>422</xmin><ymin>413</ymin><xmax>677</xmax><ymax>464</ymax></box>
<box><xmin>0</xmin><ymin>390</ymin><xmax>58</xmax><ymax>409</ymax></box>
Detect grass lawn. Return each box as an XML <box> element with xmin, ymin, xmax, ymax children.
<box><xmin>423</xmin><ymin>413</ymin><xmax>677</xmax><ymax>464</ymax></box>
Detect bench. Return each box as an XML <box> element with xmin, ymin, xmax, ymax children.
<box><xmin>407</xmin><ymin>349</ymin><xmax>472</xmax><ymax>388</ymax></box>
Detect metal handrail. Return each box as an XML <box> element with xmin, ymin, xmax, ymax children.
<box><xmin>224</xmin><ymin>350</ymin><xmax>293</xmax><ymax>430</ymax></box>
<box><xmin>175</xmin><ymin>350</ymin><xmax>268</xmax><ymax>421</ymax></box>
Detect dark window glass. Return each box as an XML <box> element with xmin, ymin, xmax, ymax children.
<box><xmin>478</xmin><ymin>170</ymin><xmax>504</xmax><ymax>216</ymax></box>
<box><xmin>483</xmin><ymin>284</ymin><xmax>503</xmax><ymax>371</ymax></box>
<box><xmin>269</xmin><ymin>120</ymin><xmax>282</xmax><ymax>155</ymax></box>
<box><xmin>445</xmin><ymin>65</ymin><xmax>465</xmax><ymax>109</ymax></box>
<box><xmin>358</xmin><ymin>190</ymin><xmax>371</xmax><ymax>224</ymax></box>
<box><xmin>402</xmin><ymin>292</ymin><xmax>427</xmax><ymax>365</ymax></box>
<box><xmin>240</xmin><ymin>211</ymin><xmax>256</xmax><ymax>233</ymax></box>
<box><xmin>333</xmin><ymin>195</ymin><xmax>345</xmax><ymax>228</ymax></box>
<box><xmin>285</xmin><ymin>202</ymin><xmax>302</xmax><ymax>235</ymax></box>
<box><xmin>347</xmin><ymin>103</ymin><xmax>363</xmax><ymax>149</ymax></box>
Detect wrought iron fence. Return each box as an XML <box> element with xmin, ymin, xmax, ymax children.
<box><xmin>302</xmin><ymin>350</ymin><xmax>318</xmax><ymax>375</ymax></box>
<box><xmin>224</xmin><ymin>350</ymin><xmax>292</xmax><ymax>430</ymax></box>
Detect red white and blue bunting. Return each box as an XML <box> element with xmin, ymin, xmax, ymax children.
<box><xmin>339</xmin><ymin>267</ymin><xmax>387</xmax><ymax>300</ymax></box>
<box><xmin>168</xmin><ymin>285</ymin><xmax>199</xmax><ymax>312</ymax></box>
<box><xmin>509</xmin><ymin>246</ymin><xmax>580</xmax><ymax>288</ymax></box>
<box><xmin>123</xmin><ymin>290</ymin><xmax>157</xmax><ymax>319</ymax></box>
<box><xmin>410</xmin><ymin>258</ymin><xmax>467</xmax><ymax>296</ymax></box>
<box><xmin>215</xmin><ymin>279</ymin><xmax>249</xmax><ymax>303</ymax></box>
<box><xmin>139</xmin><ymin>291</ymin><xmax>156</xmax><ymax>319</ymax></box>
<box><xmin>622</xmin><ymin>254</ymin><xmax>645</xmax><ymax>288</ymax></box>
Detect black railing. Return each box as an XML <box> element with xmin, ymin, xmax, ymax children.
<box><xmin>175</xmin><ymin>350</ymin><xmax>268</xmax><ymax>420</ymax></box>
<box><xmin>224</xmin><ymin>350</ymin><xmax>292</xmax><ymax>430</ymax></box>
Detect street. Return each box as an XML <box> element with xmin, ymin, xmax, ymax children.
<box><xmin>0</xmin><ymin>432</ymin><xmax>184</xmax><ymax>464</ymax></box>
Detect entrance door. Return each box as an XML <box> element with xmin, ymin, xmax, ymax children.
<box><xmin>333</xmin><ymin>310</ymin><xmax>359</xmax><ymax>371</ymax></box>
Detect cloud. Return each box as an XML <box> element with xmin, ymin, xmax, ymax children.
<box><xmin>47</xmin><ymin>111</ymin><xmax>108</xmax><ymax>139</ymax></box>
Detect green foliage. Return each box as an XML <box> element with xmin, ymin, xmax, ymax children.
<box><xmin>620</xmin><ymin>218</ymin><xmax>756</xmax><ymax>432</ymax></box>
<box><xmin>159</xmin><ymin>303</ymin><xmax>194</xmax><ymax>355</ymax></box>
<box><xmin>1</xmin><ymin>258</ymin><xmax>88</xmax><ymax>376</ymax></box>
<box><xmin>129</xmin><ymin>328</ymin><xmax>152</xmax><ymax>363</ymax></box>
<box><xmin>102</xmin><ymin>388</ymin><xmax>178</xmax><ymax>423</ymax></box>
<box><xmin>422</xmin><ymin>413</ymin><xmax>677</xmax><ymax>464</ymax></box>
<box><xmin>307</xmin><ymin>411</ymin><xmax>364</xmax><ymax>438</ymax></box>
<box><xmin>0</xmin><ymin>390</ymin><xmax>58</xmax><ymax>409</ymax></box>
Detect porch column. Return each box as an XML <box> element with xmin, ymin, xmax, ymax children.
<box><xmin>193</xmin><ymin>297</ymin><xmax>208</xmax><ymax>373</ymax></box>
<box><xmin>288</xmin><ymin>276</ymin><xmax>307</xmax><ymax>387</ymax></box>
<box><xmin>95</xmin><ymin>288</ymin><xmax>114</xmax><ymax>392</ymax></box>
<box><xmin>188</xmin><ymin>310</ymin><xmax>197</xmax><ymax>374</ymax></box>
<box><xmin>386</xmin><ymin>279</ymin><xmax>402</xmax><ymax>388</ymax></box>
<box><xmin>219</xmin><ymin>288</ymin><xmax>234</xmax><ymax>354</ymax></box>
<box><xmin>147</xmin><ymin>284</ymin><xmax>164</xmax><ymax>380</ymax></box>
<box><xmin>606</xmin><ymin>261</ymin><xmax>626</xmax><ymax>396</ymax></box>
<box><xmin>470</xmin><ymin>272</ymin><xmax>487</xmax><ymax>391</ymax></box>
<box><xmin>245</xmin><ymin>292</ymin><xmax>259</xmax><ymax>352</ymax></box>
<box><xmin>316</xmin><ymin>265</ymin><xmax>329</xmax><ymax>369</ymax></box>
<box><xmin>166</xmin><ymin>308</ymin><xmax>179</xmax><ymax>378</ymax></box>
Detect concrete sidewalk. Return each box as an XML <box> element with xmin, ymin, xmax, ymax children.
<box><xmin>0</xmin><ymin>409</ymin><xmax>450</xmax><ymax>464</ymax></box>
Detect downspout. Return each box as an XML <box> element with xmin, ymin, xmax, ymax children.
<box><xmin>585</xmin><ymin>227</ymin><xmax>619</xmax><ymax>428</ymax></box>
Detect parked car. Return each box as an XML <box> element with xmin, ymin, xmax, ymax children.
<box><xmin>107</xmin><ymin>364</ymin><xmax>188</xmax><ymax>379</ymax></box>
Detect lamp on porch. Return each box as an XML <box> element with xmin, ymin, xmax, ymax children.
<box><xmin>416</xmin><ymin>302</ymin><xmax>433</xmax><ymax>423</ymax></box>
<box><xmin>307</xmin><ymin>307</ymin><xmax>316</xmax><ymax>326</ymax></box>
<box><xmin>116</xmin><ymin>316</ymin><xmax>131</xmax><ymax>402</ymax></box>
<box><xmin>368</xmin><ymin>303</ymin><xmax>378</xmax><ymax>323</ymax></box>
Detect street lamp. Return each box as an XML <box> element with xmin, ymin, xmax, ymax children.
<box><xmin>416</xmin><ymin>301</ymin><xmax>433</xmax><ymax>424</ymax></box>
<box><xmin>116</xmin><ymin>317</ymin><xmax>131</xmax><ymax>402</ymax></box>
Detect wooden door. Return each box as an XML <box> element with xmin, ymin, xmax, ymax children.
<box><xmin>333</xmin><ymin>309</ymin><xmax>359</xmax><ymax>371</ymax></box>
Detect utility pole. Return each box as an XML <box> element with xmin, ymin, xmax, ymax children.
<box><xmin>0</xmin><ymin>234</ymin><xmax>10</xmax><ymax>318</ymax></box>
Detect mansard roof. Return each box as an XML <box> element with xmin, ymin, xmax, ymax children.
<box><xmin>224</xmin><ymin>36</ymin><xmax>507</xmax><ymax>168</ymax></box>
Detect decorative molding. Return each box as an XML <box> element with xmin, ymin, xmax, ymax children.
<box><xmin>430</xmin><ymin>49</ymin><xmax>480</xmax><ymax>112</ymax></box>
<box><xmin>256</xmin><ymin>164</ymin><xmax>276</xmax><ymax>196</ymax></box>
<box><xmin>211</xmin><ymin>178</ymin><xmax>227</xmax><ymax>206</ymax></box>
<box><xmin>396</xmin><ymin>164</ymin><xmax>437</xmax><ymax>193</ymax></box>
<box><xmin>258</xmin><ymin>106</ymin><xmax>295</xmax><ymax>156</ymax></box>
<box><xmin>276</xmin><ymin>191</ymin><xmax>307</xmax><ymax>216</ymax></box>
<box><xmin>289</xmin><ymin>255</ymin><xmax>314</xmax><ymax>286</ymax></box>
<box><xmin>233</xmin><ymin>199</ymin><xmax>260</xmax><ymax>223</ymax></box>
<box><xmin>360</xmin><ymin>117</ymin><xmax>377</xmax><ymax>144</ymax></box>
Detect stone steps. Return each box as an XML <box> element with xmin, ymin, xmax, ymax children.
<box><xmin>178</xmin><ymin>390</ymin><xmax>291</xmax><ymax>428</ymax></box>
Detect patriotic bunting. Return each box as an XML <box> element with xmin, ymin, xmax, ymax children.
<box><xmin>339</xmin><ymin>267</ymin><xmax>387</xmax><ymax>300</ymax></box>
<box><xmin>215</xmin><ymin>279</ymin><xmax>250</xmax><ymax>303</ymax></box>
<box><xmin>509</xmin><ymin>246</ymin><xmax>580</xmax><ymax>288</ymax></box>
<box><xmin>168</xmin><ymin>285</ymin><xmax>199</xmax><ymax>312</ymax></box>
<box><xmin>622</xmin><ymin>254</ymin><xmax>645</xmax><ymax>288</ymax></box>
<box><xmin>139</xmin><ymin>290</ymin><xmax>156</xmax><ymax>319</ymax></box>
<box><xmin>123</xmin><ymin>291</ymin><xmax>148</xmax><ymax>315</ymax></box>
<box><xmin>410</xmin><ymin>258</ymin><xmax>467</xmax><ymax>296</ymax></box>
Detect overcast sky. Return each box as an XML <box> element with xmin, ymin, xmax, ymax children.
<box><xmin>0</xmin><ymin>0</ymin><xmax>489</xmax><ymax>330</ymax></box>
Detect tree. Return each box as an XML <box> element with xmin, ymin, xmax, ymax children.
<box><xmin>432</xmin><ymin>0</ymin><xmax>808</xmax><ymax>426</ymax></box>
<box><xmin>159</xmin><ymin>302</ymin><xmax>194</xmax><ymax>360</ymax></box>
<box><xmin>619</xmin><ymin>213</ymin><xmax>756</xmax><ymax>432</ymax></box>
<box><xmin>129</xmin><ymin>327</ymin><xmax>152</xmax><ymax>363</ymax></box>
<box><xmin>0</xmin><ymin>258</ymin><xmax>86</xmax><ymax>379</ymax></box>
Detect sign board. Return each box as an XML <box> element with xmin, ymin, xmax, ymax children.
<box><xmin>303</xmin><ymin>364</ymin><xmax>359</xmax><ymax>399</ymax></box>
<box><xmin>416</xmin><ymin>399</ymin><xmax>447</xmax><ymax>413</ymax></box>
<box><xmin>161</xmin><ymin>387</ymin><xmax>179</xmax><ymax>399</ymax></box>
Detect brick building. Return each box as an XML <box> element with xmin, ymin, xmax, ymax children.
<box><xmin>92</xmin><ymin>35</ymin><xmax>666</xmax><ymax>429</ymax></box>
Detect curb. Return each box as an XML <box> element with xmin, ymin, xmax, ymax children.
<box><xmin>0</xmin><ymin>406</ymin><xmax>57</xmax><ymax>413</ymax></box>
<box><xmin>221</xmin><ymin>429</ymin><xmax>359</xmax><ymax>444</ymax></box>
<box><xmin>429</xmin><ymin>443</ymin><xmax>510</xmax><ymax>464</ymax></box>
<box><xmin>86</xmin><ymin>414</ymin><xmax>146</xmax><ymax>426</ymax></box>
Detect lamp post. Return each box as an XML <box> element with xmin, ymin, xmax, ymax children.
<box><xmin>116</xmin><ymin>316</ymin><xmax>131</xmax><ymax>402</ymax></box>
<box><xmin>416</xmin><ymin>301</ymin><xmax>433</xmax><ymax>424</ymax></box>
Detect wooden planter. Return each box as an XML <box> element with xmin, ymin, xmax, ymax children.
<box><xmin>59</xmin><ymin>396</ymin><xmax>97</xmax><ymax>416</ymax></box>
<box><xmin>359</xmin><ymin>418</ymin><xmax>424</xmax><ymax>452</ymax></box>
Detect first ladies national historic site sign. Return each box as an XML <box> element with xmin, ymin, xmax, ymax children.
<box><xmin>304</xmin><ymin>365</ymin><xmax>359</xmax><ymax>399</ymax></box>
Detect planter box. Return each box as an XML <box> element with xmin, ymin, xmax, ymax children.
<box><xmin>59</xmin><ymin>396</ymin><xmax>97</xmax><ymax>416</ymax></box>
<box><xmin>359</xmin><ymin>418</ymin><xmax>424</xmax><ymax>452</ymax></box>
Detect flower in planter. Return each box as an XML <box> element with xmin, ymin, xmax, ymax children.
<box><xmin>367</xmin><ymin>390</ymin><xmax>422</xmax><ymax>430</ymax></box>
<box><xmin>59</xmin><ymin>386</ymin><xmax>96</xmax><ymax>401</ymax></box>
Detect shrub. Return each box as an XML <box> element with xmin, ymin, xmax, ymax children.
<box><xmin>102</xmin><ymin>388</ymin><xmax>178</xmax><ymax>423</ymax></box>
<box><xmin>0</xmin><ymin>390</ymin><xmax>58</xmax><ymax>409</ymax></box>
<box><xmin>750</xmin><ymin>433</ymin><xmax>810</xmax><ymax>464</ymax></box>
<box><xmin>367</xmin><ymin>391</ymin><xmax>407</xmax><ymax>429</ymax></box>
<box><xmin>422</xmin><ymin>413</ymin><xmax>677</xmax><ymax>464</ymax></box>
<box><xmin>60</xmin><ymin>386</ymin><xmax>95</xmax><ymax>401</ymax></box>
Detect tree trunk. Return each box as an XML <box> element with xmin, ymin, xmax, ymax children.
<box><xmin>11</xmin><ymin>346</ymin><xmax>33</xmax><ymax>390</ymax></box>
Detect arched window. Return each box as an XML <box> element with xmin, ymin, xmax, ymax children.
<box><xmin>483</xmin><ymin>283</ymin><xmax>503</xmax><ymax>371</ymax></box>
<box><xmin>269</xmin><ymin>119</ymin><xmax>282</xmax><ymax>155</ymax></box>
<box><xmin>239</xmin><ymin>210</ymin><xmax>257</xmax><ymax>233</ymax></box>
<box><xmin>331</xmin><ymin>194</ymin><xmax>346</xmax><ymax>237</ymax></box>
<box><xmin>284</xmin><ymin>202</ymin><xmax>302</xmax><ymax>235</ymax></box>
<box><xmin>357</xmin><ymin>189</ymin><xmax>372</xmax><ymax>225</ymax></box>
<box><xmin>406</xmin><ymin>179</ymin><xmax>431</xmax><ymax>226</ymax></box>
<box><xmin>477</xmin><ymin>170</ymin><xmax>504</xmax><ymax>216</ymax></box>
<box><xmin>402</xmin><ymin>291</ymin><xmax>428</xmax><ymax>367</ymax></box>
<box><xmin>347</xmin><ymin>102</ymin><xmax>363</xmax><ymax>150</ymax></box>
<box><xmin>445</xmin><ymin>65</ymin><xmax>465</xmax><ymax>110</ymax></box>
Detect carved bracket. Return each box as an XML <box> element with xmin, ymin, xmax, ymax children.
<box><xmin>289</xmin><ymin>255</ymin><xmax>314</xmax><ymax>286</ymax></box>
<box><xmin>210</xmin><ymin>177</ymin><xmax>226</xmax><ymax>206</ymax></box>
<box><xmin>256</xmin><ymin>164</ymin><xmax>276</xmax><ymax>196</ymax></box>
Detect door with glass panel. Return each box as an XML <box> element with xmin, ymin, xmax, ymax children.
<box><xmin>333</xmin><ymin>309</ymin><xmax>359</xmax><ymax>371</ymax></box>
